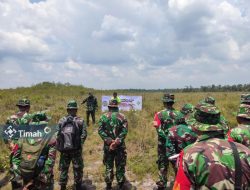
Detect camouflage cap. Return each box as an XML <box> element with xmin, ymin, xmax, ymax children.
<box><xmin>186</xmin><ymin>103</ymin><xmax>228</xmax><ymax>132</ymax></box>
<box><xmin>162</xmin><ymin>93</ymin><xmax>175</xmax><ymax>103</ymax></box>
<box><xmin>201</xmin><ymin>96</ymin><xmax>215</xmax><ymax>105</ymax></box>
<box><xmin>175</xmin><ymin>112</ymin><xmax>186</xmax><ymax>124</ymax></box>
<box><xmin>181</xmin><ymin>103</ymin><xmax>194</xmax><ymax>115</ymax></box>
<box><xmin>240</xmin><ymin>94</ymin><xmax>250</xmax><ymax>104</ymax></box>
<box><xmin>67</xmin><ymin>100</ymin><xmax>78</xmax><ymax>109</ymax></box>
<box><xmin>16</xmin><ymin>98</ymin><xmax>30</xmax><ymax>107</ymax></box>
<box><xmin>108</xmin><ymin>99</ymin><xmax>118</xmax><ymax>108</ymax></box>
<box><xmin>237</xmin><ymin>104</ymin><xmax>250</xmax><ymax>120</ymax></box>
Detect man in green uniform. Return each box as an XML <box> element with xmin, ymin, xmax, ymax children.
<box><xmin>98</xmin><ymin>99</ymin><xmax>128</xmax><ymax>190</ymax></box>
<box><xmin>6</xmin><ymin>98</ymin><xmax>33</xmax><ymax>189</ymax></box>
<box><xmin>228</xmin><ymin>103</ymin><xmax>250</xmax><ymax>148</ymax></box>
<box><xmin>10</xmin><ymin>115</ymin><xmax>56</xmax><ymax>190</ymax></box>
<box><xmin>57</xmin><ymin>100</ymin><xmax>87</xmax><ymax>190</ymax></box>
<box><xmin>166</xmin><ymin>104</ymin><xmax>197</xmax><ymax>166</ymax></box>
<box><xmin>153</xmin><ymin>93</ymin><xmax>181</xmax><ymax>190</ymax></box>
<box><xmin>173</xmin><ymin>103</ymin><xmax>250</xmax><ymax>190</ymax></box>
<box><xmin>81</xmin><ymin>92</ymin><xmax>98</xmax><ymax>126</ymax></box>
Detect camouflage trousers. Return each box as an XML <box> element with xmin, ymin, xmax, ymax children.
<box><xmin>59</xmin><ymin>150</ymin><xmax>83</xmax><ymax>186</ymax></box>
<box><xmin>157</xmin><ymin>135</ymin><xmax>169</xmax><ymax>188</ymax></box>
<box><xmin>103</xmin><ymin>147</ymin><xmax>127</xmax><ymax>184</ymax></box>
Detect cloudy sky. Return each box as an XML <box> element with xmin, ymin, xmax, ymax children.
<box><xmin>0</xmin><ymin>0</ymin><xmax>249</xmax><ymax>89</ymax></box>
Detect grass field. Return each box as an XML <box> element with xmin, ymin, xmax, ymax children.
<box><xmin>0</xmin><ymin>83</ymin><xmax>244</xmax><ymax>189</ymax></box>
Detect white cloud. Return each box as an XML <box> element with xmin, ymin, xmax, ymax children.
<box><xmin>0</xmin><ymin>0</ymin><xmax>249</xmax><ymax>89</ymax></box>
<box><xmin>64</xmin><ymin>59</ymin><xmax>82</xmax><ymax>70</ymax></box>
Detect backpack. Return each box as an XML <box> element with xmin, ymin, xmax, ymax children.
<box><xmin>19</xmin><ymin>136</ymin><xmax>49</xmax><ymax>180</ymax></box>
<box><xmin>56</xmin><ymin>116</ymin><xmax>81</xmax><ymax>152</ymax></box>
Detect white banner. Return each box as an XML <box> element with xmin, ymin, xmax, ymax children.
<box><xmin>101</xmin><ymin>96</ymin><xmax>142</xmax><ymax>112</ymax></box>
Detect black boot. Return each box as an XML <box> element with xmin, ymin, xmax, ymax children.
<box><xmin>105</xmin><ymin>182</ymin><xmax>112</xmax><ymax>190</ymax></box>
<box><xmin>60</xmin><ymin>185</ymin><xmax>66</xmax><ymax>190</ymax></box>
<box><xmin>118</xmin><ymin>182</ymin><xmax>124</xmax><ymax>190</ymax></box>
<box><xmin>75</xmin><ymin>183</ymin><xmax>82</xmax><ymax>190</ymax></box>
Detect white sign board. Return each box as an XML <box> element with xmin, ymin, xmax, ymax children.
<box><xmin>101</xmin><ymin>96</ymin><xmax>142</xmax><ymax>112</ymax></box>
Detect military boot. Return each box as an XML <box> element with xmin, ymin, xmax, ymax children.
<box><xmin>105</xmin><ymin>182</ymin><xmax>112</xmax><ymax>190</ymax></box>
<box><xmin>60</xmin><ymin>185</ymin><xmax>66</xmax><ymax>190</ymax></box>
<box><xmin>75</xmin><ymin>183</ymin><xmax>82</xmax><ymax>190</ymax></box>
<box><xmin>118</xmin><ymin>182</ymin><xmax>124</xmax><ymax>190</ymax></box>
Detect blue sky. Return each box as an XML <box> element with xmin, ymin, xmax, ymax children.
<box><xmin>0</xmin><ymin>0</ymin><xmax>249</xmax><ymax>89</ymax></box>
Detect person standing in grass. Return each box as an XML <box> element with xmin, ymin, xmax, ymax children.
<box><xmin>98</xmin><ymin>99</ymin><xmax>128</xmax><ymax>190</ymax></box>
<box><xmin>165</xmin><ymin>103</ymin><xmax>197</xmax><ymax>170</ymax></box>
<box><xmin>6</xmin><ymin>98</ymin><xmax>33</xmax><ymax>189</ymax></box>
<box><xmin>57</xmin><ymin>100</ymin><xmax>87</xmax><ymax>190</ymax></box>
<box><xmin>173</xmin><ymin>103</ymin><xmax>250</xmax><ymax>190</ymax></box>
<box><xmin>228</xmin><ymin>98</ymin><xmax>250</xmax><ymax>148</ymax></box>
<box><xmin>111</xmin><ymin>92</ymin><xmax>121</xmax><ymax>105</ymax></box>
<box><xmin>81</xmin><ymin>92</ymin><xmax>98</xmax><ymax>126</ymax></box>
<box><xmin>153</xmin><ymin>93</ymin><xmax>181</xmax><ymax>190</ymax></box>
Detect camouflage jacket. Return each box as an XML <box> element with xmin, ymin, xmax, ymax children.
<box><xmin>82</xmin><ymin>95</ymin><xmax>98</xmax><ymax>111</ymax></box>
<box><xmin>153</xmin><ymin>108</ymin><xmax>181</xmax><ymax>138</ymax></box>
<box><xmin>165</xmin><ymin>124</ymin><xmax>197</xmax><ymax>159</ymax></box>
<box><xmin>57</xmin><ymin>115</ymin><xmax>87</xmax><ymax>145</ymax></box>
<box><xmin>98</xmin><ymin>111</ymin><xmax>128</xmax><ymax>149</ymax></box>
<box><xmin>6</xmin><ymin>111</ymin><xmax>33</xmax><ymax>126</ymax></box>
<box><xmin>12</xmin><ymin>130</ymin><xmax>57</xmax><ymax>184</ymax></box>
<box><xmin>228</xmin><ymin>124</ymin><xmax>250</xmax><ymax>148</ymax></box>
<box><xmin>173</xmin><ymin>135</ymin><xmax>250</xmax><ymax>190</ymax></box>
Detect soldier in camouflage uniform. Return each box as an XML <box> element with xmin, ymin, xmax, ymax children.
<box><xmin>240</xmin><ymin>93</ymin><xmax>250</xmax><ymax>104</ymax></box>
<box><xmin>200</xmin><ymin>96</ymin><xmax>215</xmax><ymax>105</ymax></box>
<box><xmin>57</xmin><ymin>100</ymin><xmax>87</xmax><ymax>190</ymax></box>
<box><xmin>173</xmin><ymin>103</ymin><xmax>250</xmax><ymax>190</ymax></box>
<box><xmin>165</xmin><ymin>104</ymin><xmax>197</xmax><ymax>167</ymax></box>
<box><xmin>98</xmin><ymin>99</ymin><xmax>128</xmax><ymax>190</ymax></box>
<box><xmin>11</xmin><ymin>118</ymin><xmax>56</xmax><ymax>190</ymax></box>
<box><xmin>153</xmin><ymin>93</ymin><xmax>181</xmax><ymax>190</ymax></box>
<box><xmin>228</xmin><ymin>96</ymin><xmax>250</xmax><ymax>148</ymax></box>
<box><xmin>6</xmin><ymin>98</ymin><xmax>33</xmax><ymax>189</ymax></box>
<box><xmin>81</xmin><ymin>92</ymin><xmax>98</xmax><ymax>126</ymax></box>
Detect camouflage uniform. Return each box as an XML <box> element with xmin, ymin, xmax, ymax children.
<box><xmin>5</xmin><ymin>99</ymin><xmax>33</xmax><ymax>189</ymax></box>
<box><xmin>81</xmin><ymin>92</ymin><xmax>98</xmax><ymax>125</ymax></box>
<box><xmin>153</xmin><ymin>94</ymin><xmax>181</xmax><ymax>189</ymax></box>
<box><xmin>228</xmin><ymin>104</ymin><xmax>250</xmax><ymax>148</ymax></box>
<box><xmin>240</xmin><ymin>93</ymin><xmax>250</xmax><ymax>104</ymax></box>
<box><xmin>58</xmin><ymin>100</ymin><xmax>87</xmax><ymax>189</ymax></box>
<box><xmin>165</xmin><ymin>104</ymin><xmax>197</xmax><ymax>163</ymax></box>
<box><xmin>11</xmin><ymin>119</ymin><xmax>56</xmax><ymax>190</ymax></box>
<box><xmin>98</xmin><ymin>99</ymin><xmax>128</xmax><ymax>190</ymax></box>
<box><xmin>173</xmin><ymin>103</ymin><xmax>250</xmax><ymax>190</ymax></box>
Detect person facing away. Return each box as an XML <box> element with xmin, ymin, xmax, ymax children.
<box><xmin>153</xmin><ymin>93</ymin><xmax>181</xmax><ymax>190</ymax></box>
<box><xmin>173</xmin><ymin>103</ymin><xmax>250</xmax><ymax>190</ymax></box>
<box><xmin>81</xmin><ymin>92</ymin><xmax>98</xmax><ymax>126</ymax></box>
<box><xmin>56</xmin><ymin>100</ymin><xmax>87</xmax><ymax>190</ymax></box>
<box><xmin>228</xmin><ymin>103</ymin><xmax>250</xmax><ymax>148</ymax></box>
<box><xmin>10</xmin><ymin>113</ymin><xmax>56</xmax><ymax>190</ymax></box>
<box><xmin>98</xmin><ymin>99</ymin><xmax>128</xmax><ymax>190</ymax></box>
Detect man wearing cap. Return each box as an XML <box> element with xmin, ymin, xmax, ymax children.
<box><xmin>57</xmin><ymin>100</ymin><xmax>87</xmax><ymax>190</ymax></box>
<box><xmin>81</xmin><ymin>92</ymin><xmax>98</xmax><ymax>126</ymax></box>
<box><xmin>98</xmin><ymin>99</ymin><xmax>128</xmax><ymax>190</ymax></box>
<box><xmin>173</xmin><ymin>103</ymin><xmax>250</xmax><ymax>190</ymax></box>
<box><xmin>228</xmin><ymin>103</ymin><xmax>250</xmax><ymax>148</ymax></box>
<box><xmin>201</xmin><ymin>96</ymin><xmax>216</xmax><ymax>105</ymax></box>
<box><xmin>6</xmin><ymin>98</ymin><xmax>33</xmax><ymax>189</ymax></box>
<box><xmin>165</xmin><ymin>104</ymin><xmax>197</xmax><ymax>168</ymax></box>
<box><xmin>153</xmin><ymin>93</ymin><xmax>181</xmax><ymax>190</ymax></box>
<box><xmin>240</xmin><ymin>93</ymin><xmax>250</xmax><ymax>105</ymax></box>
<box><xmin>10</xmin><ymin>117</ymin><xmax>56</xmax><ymax>190</ymax></box>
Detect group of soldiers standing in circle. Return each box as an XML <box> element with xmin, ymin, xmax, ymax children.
<box><xmin>153</xmin><ymin>93</ymin><xmax>250</xmax><ymax>190</ymax></box>
<box><xmin>2</xmin><ymin>92</ymin><xmax>250</xmax><ymax>190</ymax></box>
